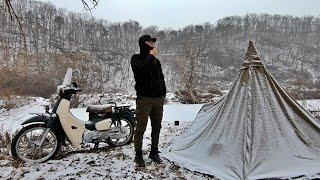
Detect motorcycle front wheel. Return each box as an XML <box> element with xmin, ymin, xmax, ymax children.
<box><xmin>11</xmin><ymin>124</ymin><xmax>61</xmax><ymax>163</ymax></box>
<box><xmin>107</xmin><ymin>117</ymin><xmax>134</xmax><ymax>147</ymax></box>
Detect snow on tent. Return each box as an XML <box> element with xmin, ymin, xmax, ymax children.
<box><xmin>164</xmin><ymin>41</ymin><xmax>320</xmax><ymax>180</ymax></box>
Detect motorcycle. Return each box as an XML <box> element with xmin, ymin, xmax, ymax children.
<box><xmin>11</xmin><ymin>68</ymin><xmax>135</xmax><ymax>163</ymax></box>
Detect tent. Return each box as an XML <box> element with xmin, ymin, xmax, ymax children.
<box><xmin>164</xmin><ymin>41</ymin><xmax>320</xmax><ymax>180</ymax></box>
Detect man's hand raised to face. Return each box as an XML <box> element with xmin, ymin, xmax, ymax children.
<box><xmin>145</xmin><ymin>41</ymin><xmax>158</xmax><ymax>57</ymax></box>
<box><xmin>149</xmin><ymin>47</ymin><xmax>158</xmax><ymax>57</ymax></box>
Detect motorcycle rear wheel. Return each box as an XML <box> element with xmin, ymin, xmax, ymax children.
<box><xmin>107</xmin><ymin>117</ymin><xmax>134</xmax><ymax>147</ymax></box>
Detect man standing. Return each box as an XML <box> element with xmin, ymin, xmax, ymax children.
<box><xmin>131</xmin><ymin>35</ymin><xmax>166</xmax><ymax>167</ymax></box>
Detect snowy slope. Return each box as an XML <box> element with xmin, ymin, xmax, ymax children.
<box><xmin>0</xmin><ymin>97</ymin><xmax>49</xmax><ymax>134</ymax></box>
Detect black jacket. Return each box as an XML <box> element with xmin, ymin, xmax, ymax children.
<box><xmin>131</xmin><ymin>43</ymin><xmax>166</xmax><ymax>98</ymax></box>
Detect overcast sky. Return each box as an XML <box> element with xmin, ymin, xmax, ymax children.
<box><xmin>38</xmin><ymin>0</ymin><xmax>320</xmax><ymax>29</ymax></box>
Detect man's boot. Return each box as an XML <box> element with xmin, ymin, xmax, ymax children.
<box><xmin>149</xmin><ymin>146</ymin><xmax>162</xmax><ymax>164</ymax></box>
<box><xmin>134</xmin><ymin>150</ymin><xmax>145</xmax><ymax>167</ymax></box>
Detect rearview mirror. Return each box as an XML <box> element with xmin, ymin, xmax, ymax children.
<box><xmin>73</xmin><ymin>69</ymin><xmax>80</xmax><ymax>77</ymax></box>
<box><xmin>72</xmin><ymin>81</ymin><xmax>78</xmax><ymax>88</ymax></box>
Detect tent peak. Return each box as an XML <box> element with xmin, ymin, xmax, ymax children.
<box><xmin>245</xmin><ymin>40</ymin><xmax>261</xmax><ymax>61</ymax></box>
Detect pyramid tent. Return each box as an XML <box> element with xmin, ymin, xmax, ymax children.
<box><xmin>164</xmin><ymin>41</ymin><xmax>320</xmax><ymax>180</ymax></box>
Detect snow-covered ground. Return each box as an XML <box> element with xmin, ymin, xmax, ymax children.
<box><xmin>0</xmin><ymin>97</ymin><xmax>49</xmax><ymax>134</ymax></box>
<box><xmin>298</xmin><ymin>99</ymin><xmax>320</xmax><ymax>111</ymax></box>
<box><xmin>298</xmin><ymin>99</ymin><xmax>320</xmax><ymax>118</ymax></box>
<box><xmin>0</xmin><ymin>121</ymin><xmax>217</xmax><ymax>179</ymax></box>
<box><xmin>0</xmin><ymin>96</ymin><xmax>212</xmax><ymax>179</ymax></box>
<box><xmin>1</xmin><ymin>96</ymin><xmax>317</xmax><ymax>135</ymax></box>
<box><xmin>1</xmin><ymin>96</ymin><xmax>319</xmax><ymax>179</ymax></box>
<box><xmin>0</xmin><ymin>97</ymin><xmax>203</xmax><ymax>134</ymax></box>
<box><xmin>71</xmin><ymin>104</ymin><xmax>203</xmax><ymax>123</ymax></box>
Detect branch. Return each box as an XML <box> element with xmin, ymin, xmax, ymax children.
<box><xmin>81</xmin><ymin>0</ymin><xmax>99</xmax><ymax>11</ymax></box>
<box><xmin>4</xmin><ymin>0</ymin><xmax>27</xmax><ymax>59</ymax></box>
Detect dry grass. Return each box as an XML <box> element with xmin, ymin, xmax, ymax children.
<box><xmin>3</xmin><ymin>103</ymin><xmax>15</xmax><ymax>111</ymax></box>
<box><xmin>0</xmin><ymin>129</ymin><xmax>11</xmax><ymax>160</ymax></box>
<box><xmin>0</xmin><ymin>92</ymin><xmax>17</xmax><ymax>115</ymax></box>
<box><xmin>0</xmin><ymin>129</ymin><xmax>25</xmax><ymax>168</ymax></box>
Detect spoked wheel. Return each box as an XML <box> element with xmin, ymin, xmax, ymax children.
<box><xmin>11</xmin><ymin>124</ymin><xmax>61</xmax><ymax>163</ymax></box>
<box><xmin>107</xmin><ymin>117</ymin><xmax>134</xmax><ymax>147</ymax></box>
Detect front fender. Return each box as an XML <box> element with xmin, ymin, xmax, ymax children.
<box><xmin>21</xmin><ymin>115</ymin><xmax>50</xmax><ymax>126</ymax></box>
<box><xmin>21</xmin><ymin>114</ymin><xmax>66</xmax><ymax>144</ymax></box>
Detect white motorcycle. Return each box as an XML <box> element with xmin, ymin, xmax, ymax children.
<box><xmin>11</xmin><ymin>68</ymin><xmax>135</xmax><ymax>163</ymax></box>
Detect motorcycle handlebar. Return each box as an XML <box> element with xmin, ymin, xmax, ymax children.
<box><xmin>62</xmin><ymin>87</ymin><xmax>81</xmax><ymax>94</ymax></box>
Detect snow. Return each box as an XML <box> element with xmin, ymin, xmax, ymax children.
<box><xmin>1</xmin><ymin>121</ymin><xmax>215</xmax><ymax>179</ymax></box>
<box><xmin>0</xmin><ymin>120</ymin><xmax>214</xmax><ymax>179</ymax></box>
<box><xmin>70</xmin><ymin>104</ymin><xmax>203</xmax><ymax>124</ymax></box>
<box><xmin>0</xmin><ymin>102</ymin><xmax>203</xmax><ymax>134</ymax></box>
<box><xmin>1</xmin><ymin>96</ymin><xmax>319</xmax><ymax>179</ymax></box>
<box><xmin>298</xmin><ymin>99</ymin><xmax>320</xmax><ymax>111</ymax></box>
<box><xmin>162</xmin><ymin>104</ymin><xmax>203</xmax><ymax>123</ymax></box>
<box><xmin>0</xmin><ymin>97</ymin><xmax>211</xmax><ymax>179</ymax></box>
<box><xmin>0</xmin><ymin>97</ymin><xmax>49</xmax><ymax>134</ymax></box>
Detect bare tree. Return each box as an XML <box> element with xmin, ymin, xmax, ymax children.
<box><xmin>175</xmin><ymin>25</ymin><xmax>211</xmax><ymax>103</ymax></box>
<box><xmin>1</xmin><ymin>0</ymin><xmax>99</xmax><ymax>53</ymax></box>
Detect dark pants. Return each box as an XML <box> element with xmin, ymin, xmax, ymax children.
<box><xmin>134</xmin><ymin>96</ymin><xmax>164</xmax><ymax>152</ymax></box>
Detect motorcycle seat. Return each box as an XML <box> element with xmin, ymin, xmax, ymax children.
<box><xmin>86</xmin><ymin>104</ymin><xmax>112</xmax><ymax>114</ymax></box>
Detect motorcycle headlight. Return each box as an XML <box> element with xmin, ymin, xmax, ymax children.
<box><xmin>56</xmin><ymin>85</ymin><xmax>65</xmax><ymax>96</ymax></box>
